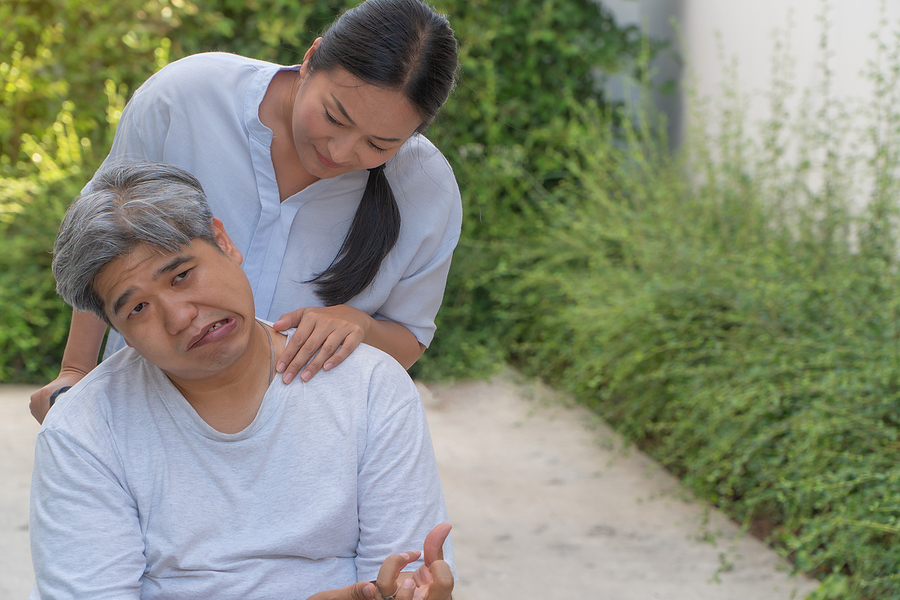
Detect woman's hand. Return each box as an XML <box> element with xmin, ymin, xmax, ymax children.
<box><xmin>29</xmin><ymin>309</ymin><xmax>107</xmax><ymax>424</ymax></box>
<box><xmin>273</xmin><ymin>305</ymin><xmax>370</xmax><ymax>384</ymax></box>
<box><xmin>29</xmin><ymin>368</ymin><xmax>89</xmax><ymax>424</ymax></box>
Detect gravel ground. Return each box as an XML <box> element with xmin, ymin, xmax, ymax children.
<box><xmin>1</xmin><ymin>372</ymin><xmax>820</xmax><ymax>599</ymax></box>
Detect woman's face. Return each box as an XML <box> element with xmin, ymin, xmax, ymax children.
<box><xmin>291</xmin><ymin>57</ymin><xmax>423</xmax><ymax>180</ymax></box>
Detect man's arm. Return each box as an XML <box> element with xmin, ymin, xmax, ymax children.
<box><xmin>31</xmin><ymin>427</ymin><xmax>145</xmax><ymax>598</ymax></box>
<box><xmin>352</xmin><ymin>358</ymin><xmax>455</xmax><ymax>583</ymax></box>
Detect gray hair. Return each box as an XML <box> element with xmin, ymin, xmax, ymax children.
<box><xmin>52</xmin><ymin>162</ymin><xmax>217</xmax><ymax>322</ymax></box>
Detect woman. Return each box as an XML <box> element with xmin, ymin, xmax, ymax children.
<box><xmin>30</xmin><ymin>0</ymin><xmax>461</xmax><ymax>423</ymax></box>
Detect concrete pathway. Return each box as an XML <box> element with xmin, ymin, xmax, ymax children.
<box><xmin>1</xmin><ymin>373</ymin><xmax>821</xmax><ymax>599</ymax></box>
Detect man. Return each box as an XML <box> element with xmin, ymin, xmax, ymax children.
<box><xmin>30</xmin><ymin>162</ymin><xmax>454</xmax><ymax>600</ymax></box>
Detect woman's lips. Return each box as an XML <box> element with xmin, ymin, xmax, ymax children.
<box><xmin>188</xmin><ymin>318</ymin><xmax>236</xmax><ymax>350</ymax></box>
<box><xmin>315</xmin><ymin>147</ymin><xmax>342</xmax><ymax>169</ymax></box>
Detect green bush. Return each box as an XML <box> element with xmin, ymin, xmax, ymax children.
<box><xmin>5</xmin><ymin>0</ymin><xmax>900</xmax><ymax>595</ymax></box>
<box><xmin>1</xmin><ymin>0</ymin><xmax>649</xmax><ymax>383</ymax></box>
<box><xmin>0</xmin><ymin>102</ymin><xmax>88</xmax><ymax>381</ymax></box>
<box><xmin>456</xmin><ymin>15</ymin><xmax>900</xmax><ymax>597</ymax></box>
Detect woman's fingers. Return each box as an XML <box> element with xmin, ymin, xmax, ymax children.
<box><xmin>276</xmin><ymin>319</ymin><xmax>323</xmax><ymax>383</ymax></box>
<box><xmin>274</xmin><ymin>307</ymin><xmax>366</xmax><ymax>383</ymax></box>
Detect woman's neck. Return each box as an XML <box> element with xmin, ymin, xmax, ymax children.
<box><xmin>260</xmin><ymin>71</ymin><xmax>319</xmax><ymax>201</ymax></box>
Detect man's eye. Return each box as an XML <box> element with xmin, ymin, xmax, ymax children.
<box><xmin>130</xmin><ymin>302</ymin><xmax>147</xmax><ymax>316</ymax></box>
<box><xmin>174</xmin><ymin>270</ymin><xmax>189</xmax><ymax>283</ymax></box>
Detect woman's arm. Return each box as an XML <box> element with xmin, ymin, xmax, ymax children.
<box><xmin>273</xmin><ymin>305</ymin><xmax>425</xmax><ymax>383</ymax></box>
<box><xmin>29</xmin><ymin>309</ymin><xmax>107</xmax><ymax>423</ymax></box>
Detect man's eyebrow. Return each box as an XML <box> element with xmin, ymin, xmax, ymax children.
<box><xmin>110</xmin><ymin>254</ymin><xmax>195</xmax><ymax>316</ymax></box>
<box><xmin>331</xmin><ymin>94</ymin><xmax>403</xmax><ymax>143</ymax></box>
<box><xmin>156</xmin><ymin>255</ymin><xmax>194</xmax><ymax>278</ymax></box>
<box><xmin>112</xmin><ymin>287</ymin><xmax>138</xmax><ymax>317</ymax></box>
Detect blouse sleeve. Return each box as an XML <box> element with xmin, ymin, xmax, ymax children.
<box><xmin>374</xmin><ymin>138</ymin><xmax>463</xmax><ymax>347</ymax></box>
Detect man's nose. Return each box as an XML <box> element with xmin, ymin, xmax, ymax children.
<box><xmin>160</xmin><ymin>295</ymin><xmax>199</xmax><ymax>335</ymax></box>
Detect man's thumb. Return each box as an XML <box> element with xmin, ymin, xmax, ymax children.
<box><xmin>423</xmin><ymin>522</ymin><xmax>452</xmax><ymax>565</ymax></box>
<box><xmin>352</xmin><ymin>581</ymin><xmax>378</xmax><ymax>600</ymax></box>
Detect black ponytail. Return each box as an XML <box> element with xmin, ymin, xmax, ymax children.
<box><xmin>309</xmin><ymin>164</ymin><xmax>401</xmax><ymax>305</ymax></box>
<box><xmin>305</xmin><ymin>0</ymin><xmax>459</xmax><ymax>305</ymax></box>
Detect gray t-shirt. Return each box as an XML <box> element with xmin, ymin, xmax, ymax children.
<box><xmin>92</xmin><ymin>52</ymin><xmax>462</xmax><ymax>359</ymax></box>
<box><xmin>30</xmin><ymin>341</ymin><xmax>453</xmax><ymax>599</ymax></box>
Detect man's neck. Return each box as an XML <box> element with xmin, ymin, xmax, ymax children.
<box><xmin>168</xmin><ymin>321</ymin><xmax>285</xmax><ymax>434</ymax></box>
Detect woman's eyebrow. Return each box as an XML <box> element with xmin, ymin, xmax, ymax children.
<box><xmin>331</xmin><ymin>94</ymin><xmax>403</xmax><ymax>143</ymax></box>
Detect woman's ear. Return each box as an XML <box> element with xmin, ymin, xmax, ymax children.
<box><xmin>211</xmin><ymin>218</ymin><xmax>244</xmax><ymax>265</ymax></box>
<box><xmin>304</xmin><ymin>37</ymin><xmax>323</xmax><ymax>62</ymax></box>
<box><xmin>299</xmin><ymin>37</ymin><xmax>323</xmax><ymax>78</ymax></box>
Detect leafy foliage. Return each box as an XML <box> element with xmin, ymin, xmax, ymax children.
<box><xmin>10</xmin><ymin>1</ymin><xmax>900</xmax><ymax>596</ymax></box>
<box><xmin>2</xmin><ymin>0</ymin><xmax>648</xmax><ymax>382</ymax></box>
<box><xmin>428</xmin><ymin>11</ymin><xmax>900</xmax><ymax>595</ymax></box>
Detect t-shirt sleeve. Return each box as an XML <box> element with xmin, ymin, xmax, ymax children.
<box><xmin>30</xmin><ymin>425</ymin><xmax>145</xmax><ymax>598</ymax></box>
<box><xmin>353</xmin><ymin>358</ymin><xmax>455</xmax><ymax>581</ymax></box>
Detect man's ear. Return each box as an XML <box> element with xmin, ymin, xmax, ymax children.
<box><xmin>298</xmin><ymin>37</ymin><xmax>323</xmax><ymax>79</ymax></box>
<box><xmin>211</xmin><ymin>218</ymin><xmax>243</xmax><ymax>265</ymax></box>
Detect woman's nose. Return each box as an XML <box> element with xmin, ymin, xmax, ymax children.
<box><xmin>328</xmin><ymin>134</ymin><xmax>356</xmax><ymax>165</ymax></box>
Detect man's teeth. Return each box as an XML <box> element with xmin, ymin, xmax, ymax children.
<box><xmin>207</xmin><ymin>322</ymin><xmax>223</xmax><ymax>334</ymax></box>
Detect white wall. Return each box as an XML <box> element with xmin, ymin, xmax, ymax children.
<box><xmin>603</xmin><ymin>0</ymin><xmax>900</xmax><ymax>151</ymax></box>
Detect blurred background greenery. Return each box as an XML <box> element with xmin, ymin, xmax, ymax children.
<box><xmin>3</xmin><ymin>0</ymin><xmax>900</xmax><ymax>597</ymax></box>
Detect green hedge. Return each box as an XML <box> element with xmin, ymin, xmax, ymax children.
<box><xmin>444</xmin><ymin>29</ymin><xmax>900</xmax><ymax>594</ymax></box>
<box><xmin>0</xmin><ymin>0</ymin><xmax>647</xmax><ymax>382</ymax></box>
<box><xmin>7</xmin><ymin>0</ymin><xmax>900</xmax><ymax>596</ymax></box>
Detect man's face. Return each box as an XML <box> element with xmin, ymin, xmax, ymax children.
<box><xmin>93</xmin><ymin>219</ymin><xmax>257</xmax><ymax>383</ymax></box>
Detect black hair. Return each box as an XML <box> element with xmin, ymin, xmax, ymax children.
<box><xmin>306</xmin><ymin>0</ymin><xmax>459</xmax><ymax>306</ymax></box>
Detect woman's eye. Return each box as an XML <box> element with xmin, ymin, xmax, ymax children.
<box><xmin>325</xmin><ymin>110</ymin><xmax>341</xmax><ymax>125</ymax></box>
<box><xmin>368</xmin><ymin>141</ymin><xmax>388</xmax><ymax>154</ymax></box>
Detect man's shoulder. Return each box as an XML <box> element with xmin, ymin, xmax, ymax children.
<box><xmin>341</xmin><ymin>343</ymin><xmax>414</xmax><ymax>384</ymax></box>
<box><xmin>297</xmin><ymin>344</ymin><xmax>420</xmax><ymax>408</ymax></box>
<box><xmin>40</xmin><ymin>348</ymin><xmax>155</xmax><ymax>431</ymax></box>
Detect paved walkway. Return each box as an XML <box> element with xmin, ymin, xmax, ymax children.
<box><xmin>1</xmin><ymin>372</ymin><xmax>821</xmax><ymax>599</ymax></box>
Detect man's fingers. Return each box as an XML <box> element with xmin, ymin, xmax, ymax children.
<box><xmin>305</xmin><ymin>580</ymin><xmax>377</xmax><ymax>600</ymax></box>
<box><xmin>423</xmin><ymin>523</ymin><xmax>451</xmax><ymax>566</ymax></box>
<box><xmin>421</xmin><ymin>561</ymin><xmax>454</xmax><ymax>600</ymax></box>
<box><xmin>29</xmin><ymin>388</ymin><xmax>51</xmax><ymax>425</ymax></box>
<box><xmin>344</xmin><ymin>581</ymin><xmax>377</xmax><ymax>600</ymax></box>
<box><xmin>409</xmin><ymin>560</ymin><xmax>453</xmax><ymax>600</ymax></box>
<box><xmin>375</xmin><ymin>551</ymin><xmax>420</xmax><ymax>599</ymax></box>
